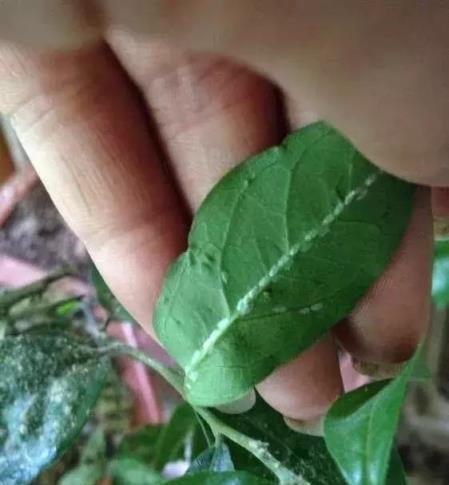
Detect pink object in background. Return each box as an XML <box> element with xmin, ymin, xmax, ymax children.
<box><xmin>0</xmin><ymin>167</ymin><xmax>38</xmax><ymax>226</ymax></box>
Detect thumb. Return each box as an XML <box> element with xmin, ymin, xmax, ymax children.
<box><xmin>102</xmin><ymin>0</ymin><xmax>449</xmax><ymax>186</ymax></box>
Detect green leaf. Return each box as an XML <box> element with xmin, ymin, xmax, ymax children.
<box><xmin>152</xmin><ymin>403</ymin><xmax>198</xmax><ymax>470</ymax></box>
<box><xmin>217</xmin><ymin>398</ymin><xmax>345</xmax><ymax>484</ymax></box>
<box><xmin>432</xmin><ymin>239</ymin><xmax>449</xmax><ymax>307</ymax></box>
<box><xmin>78</xmin><ymin>428</ymin><xmax>107</xmax><ymax>465</ymax></box>
<box><xmin>155</xmin><ymin>122</ymin><xmax>415</xmax><ymax>406</ymax></box>
<box><xmin>59</xmin><ymin>464</ymin><xmax>104</xmax><ymax>485</ymax></box>
<box><xmin>324</xmin><ymin>348</ymin><xmax>421</xmax><ymax>485</ymax></box>
<box><xmin>109</xmin><ymin>458</ymin><xmax>162</xmax><ymax>485</ymax></box>
<box><xmin>385</xmin><ymin>449</ymin><xmax>407</xmax><ymax>485</ymax></box>
<box><xmin>117</xmin><ymin>424</ymin><xmax>163</xmax><ymax>463</ymax></box>
<box><xmin>188</xmin><ymin>442</ymin><xmax>234</xmax><ymax>474</ymax></box>
<box><xmin>190</xmin><ymin>419</ymin><xmax>211</xmax><ymax>458</ymax></box>
<box><xmin>91</xmin><ymin>264</ymin><xmax>134</xmax><ymax>321</ymax></box>
<box><xmin>166</xmin><ymin>471</ymin><xmax>272</xmax><ymax>485</ymax></box>
<box><xmin>0</xmin><ymin>334</ymin><xmax>111</xmax><ymax>485</ymax></box>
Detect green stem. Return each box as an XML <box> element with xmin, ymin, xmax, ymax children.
<box><xmin>97</xmin><ymin>337</ymin><xmax>184</xmax><ymax>392</ymax></box>
<box><xmin>8</xmin><ymin>296</ymin><xmax>83</xmax><ymax>321</ymax></box>
<box><xmin>104</xmin><ymin>336</ymin><xmax>309</xmax><ymax>485</ymax></box>
<box><xmin>0</xmin><ymin>268</ymin><xmax>74</xmax><ymax>312</ymax></box>
<box><xmin>195</xmin><ymin>407</ymin><xmax>309</xmax><ymax>485</ymax></box>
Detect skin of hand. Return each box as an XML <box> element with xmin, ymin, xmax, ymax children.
<box><xmin>0</xmin><ymin>0</ymin><xmax>444</xmax><ymax>424</ymax></box>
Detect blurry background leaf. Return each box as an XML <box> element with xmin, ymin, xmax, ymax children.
<box><xmin>109</xmin><ymin>457</ymin><xmax>162</xmax><ymax>485</ymax></box>
<box><xmin>432</xmin><ymin>239</ymin><xmax>449</xmax><ymax>308</ymax></box>
<box><xmin>187</xmin><ymin>442</ymin><xmax>234</xmax><ymax>474</ymax></box>
<box><xmin>116</xmin><ymin>425</ymin><xmax>163</xmax><ymax>463</ymax></box>
<box><xmin>0</xmin><ymin>333</ymin><xmax>110</xmax><ymax>485</ymax></box>
<box><xmin>166</xmin><ymin>471</ymin><xmax>272</xmax><ymax>484</ymax></box>
<box><xmin>58</xmin><ymin>464</ymin><xmax>104</xmax><ymax>485</ymax></box>
<box><xmin>152</xmin><ymin>403</ymin><xmax>198</xmax><ymax>471</ymax></box>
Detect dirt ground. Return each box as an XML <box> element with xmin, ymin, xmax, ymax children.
<box><xmin>0</xmin><ymin>182</ymin><xmax>88</xmax><ymax>272</ymax></box>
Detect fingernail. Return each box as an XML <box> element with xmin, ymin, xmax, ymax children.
<box><xmin>283</xmin><ymin>415</ymin><xmax>324</xmax><ymax>436</ymax></box>
<box><xmin>434</xmin><ymin>216</ymin><xmax>449</xmax><ymax>240</ymax></box>
<box><xmin>352</xmin><ymin>358</ymin><xmax>405</xmax><ymax>380</ymax></box>
<box><xmin>215</xmin><ymin>388</ymin><xmax>256</xmax><ymax>415</ymax></box>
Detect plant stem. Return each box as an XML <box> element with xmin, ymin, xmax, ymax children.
<box><xmin>195</xmin><ymin>407</ymin><xmax>309</xmax><ymax>485</ymax></box>
<box><xmin>98</xmin><ymin>337</ymin><xmax>184</xmax><ymax>392</ymax></box>
<box><xmin>104</xmin><ymin>336</ymin><xmax>309</xmax><ymax>485</ymax></box>
<box><xmin>0</xmin><ymin>267</ymin><xmax>74</xmax><ymax>312</ymax></box>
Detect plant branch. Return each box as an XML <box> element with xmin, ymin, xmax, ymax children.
<box><xmin>102</xmin><ymin>336</ymin><xmax>309</xmax><ymax>485</ymax></box>
<box><xmin>0</xmin><ymin>267</ymin><xmax>74</xmax><ymax>312</ymax></box>
<box><xmin>97</xmin><ymin>337</ymin><xmax>184</xmax><ymax>393</ymax></box>
<box><xmin>195</xmin><ymin>407</ymin><xmax>309</xmax><ymax>485</ymax></box>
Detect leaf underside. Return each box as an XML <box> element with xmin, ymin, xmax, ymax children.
<box><xmin>155</xmin><ymin>122</ymin><xmax>415</xmax><ymax>406</ymax></box>
<box><xmin>0</xmin><ymin>334</ymin><xmax>110</xmax><ymax>485</ymax></box>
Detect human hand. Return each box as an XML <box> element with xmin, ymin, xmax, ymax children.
<box><xmin>0</xmin><ymin>1</ymin><xmax>442</xmax><ymax>426</ymax></box>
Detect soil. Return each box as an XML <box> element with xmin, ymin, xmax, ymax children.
<box><xmin>0</xmin><ymin>182</ymin><xmax>88</xmax><ymax>272</ymax></box>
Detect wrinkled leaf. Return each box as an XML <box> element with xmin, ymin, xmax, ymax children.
<box><xmin>91</xmin><ymin>265</ymin><xmax>134</xmax><ymax>322</ymax></box>
<box><xmin>0</xmin><ymin>334</ymin><xmax>110</xmax><ymax>485</ymax></box>
<box><xmin>188</xmin><ymin>442</ymin><xmax>234</xmax><ymax>474</ymax></box>
<box><xmin>109</xmin><ymin>458</ymin><xmax>161</xmax><ymax>485</ymax></box>
<box><xmin>166</xmin><ymin>471</ymin><xmax>272</xmax><ymax>484</ymax></box>
<box><xmin>153</xmin><ymin>403</ymin><xmax>198</xmax><ymax>470</ymax></box>
<box><xmin>324</xmin><ymin>348</ymin><xmax>421</xmax><ymax>485</ymax></box>
<box><xmin>155</xmin><ymin>122</ymin><xmax>415</xmax><ymax>405</ymax></box>
<box><xmin>432</xmin><ymin>239</ymin><xmax>449</xmax><ymax>308</ymax></box>
<box><xmin>217</xmin><ymin>398</ymin><xmax>345</xmax><ymax>484</ymax></box>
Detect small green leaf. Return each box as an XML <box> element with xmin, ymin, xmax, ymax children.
<box><xmin>188</xmin><ymin>442</ymin><xmax>234</xmax><ymax>474</ymax></box>
<box><xmin>109</xmin><ymin>458</ymin><xmax>161</xmax><ymax>485</ymax></box>
<box><xmin>155</xmin><ymin>122</ymin><xmax>415</xmax><ymax>406</ymax></box>
<box><xmin>152</xmin><ymin>403</ymin><xmax>198</xmax><ymax>470</ymax></box>
<box><xmin>217</xmin><ymin>398</ymin><xmax>345</xmax><ymax>484</ymax></box>
<box><xmin>91</xmin><ymin>265</ymin><xmax>134</xmax><ymax>321</ymax></box>
<box><xmin>324</xmin><ymin>348</ymin><xmax>421</xmax><ymax>485</ymax></box>
<box><xmin>166</xmin><ymin>471</ymin><xmax>272</xmax><ymax>484</ymax></box>
<box><xmin>432</xmin><ymin>239</ymin><xmax>449</xmax><ymax>307</ymax></box>
<box><xmin>0</xmin><ymin>334</ymin><xmax>110</xmax><ymax>485</ymax></box>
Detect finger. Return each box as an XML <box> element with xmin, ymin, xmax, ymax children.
<box><xmin>109</xmin><ymin>34</ymin><xmax>345</xmax><ymax>420</ymax></box>
<box><xmin>4</xmin><ymin>2</ymin><xmax>448</xmax><ymax>185</ymax></box>
<box><xmin>108</xmin><ymin>32</ymin><xmax>282</xmax><ymax>210</ymax></box>
<box><xmin>0</xmin><ymin>42</ymin><xmax>187</xmax><ymax>329</ymax></box>
<box><xmin>102</xmin><ymin>1</ymin><xmax>449</xmax><ymax>186</ymax></box>
<box><xmin>334</xmin><ymin>187</ymin><xmax>433</xmax><ymax>365</ymax></box>
<box><xmin>256</xmin><ymin>336</ymin><xmax>343</xmax><ymax>422</ymax></box>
